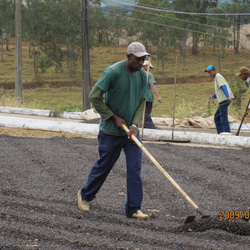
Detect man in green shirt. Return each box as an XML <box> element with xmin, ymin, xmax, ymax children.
<box><xmin>205</xmin><ymin>65</ymin><xmax>234</xmax><ymax>134</ymax></box>
<box><xmin>78</xmin><ymin>42</ymin><xmax>150</xmax><ymax>219</ymax></box>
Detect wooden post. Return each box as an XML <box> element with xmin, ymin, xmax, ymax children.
<box><xmin>172</xmin><ymin>56</ymin><xmax>178</xmax><ymax>140</ymax></box>
<box><xmin>15</xmin><ymin>0</ymin><xmax>23</xmax><ymax>104</ymax></box>
<box><xmin>236</xmin><ymin>99</ymin><xmax>250</xmax><ymax>136</ymax></box>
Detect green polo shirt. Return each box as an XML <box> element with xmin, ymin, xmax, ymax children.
<box><xmin>89</xmin><ymin>60</ymin><xmax>148</xmax><ymax>136</ymax></box>
<box><xmin>146</xmin><ymin>72</ymin><xmax>156</xmax><ymax>103</ymax></box>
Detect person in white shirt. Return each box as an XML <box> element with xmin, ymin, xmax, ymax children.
<box><xmin>205</xmin><ymin>65</ymin><xmax>234</xmax><ymax>134</ymax></box>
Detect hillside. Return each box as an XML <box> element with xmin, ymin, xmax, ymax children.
<box><xmin>101</xmin><ymin>0</ymin><xmax>136</xmax><ymax>12</ymax></box>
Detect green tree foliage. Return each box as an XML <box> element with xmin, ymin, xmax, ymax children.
<box><xmin>40</xmin><ymin>0</ymin><xmax>80</xmax><ymax>76</ymax></box>
<box><xmin>0</xmin><ymin>0</ymin><xmax>249</xmax><ymax>85</ymax></box>
<box><xmin>205</xmin><ymin>7</ymin><xmax>231</xmax><ymax>72</ymax></box>
<box><xmin>0</xmin><ymin>0</ymin><xmax>15</xmax><ymax>61</ymax></box>
<box><xmin>88</xmin><ymin>3</ymin><xmax>105</xmax><ymax>44</ymax></box>
<box><xmin>22</xmin><ymin>0</ymin><xmax>45</xmax><ymax>79</ymax></box>
<box><xmin>21</xmin><ymin>0</ymin><xmax>101</xmax><ymax>79</ymax></box>
<box><xmin>91</xmin><ymin>6</ymin><xmax>129</xmax><ymax>44</ymax></box>
<box><xmin>229</xmin><ymin>73</ymin><xmax>247</xmax><ymax>118</ymax></box>
<box><xmin>173</xmin><ymin>0</ymin><xmax>217</xmax><ymax>56</ymax></box>
<box><xmin>223</xmin><ymin>0</ymin><xmax>250</xmax><ymax>54</ymax></box>
<box><xmin>130</xmin><ymin>0</ymin><xmax>177</xmax><ymax>80</ymax></box>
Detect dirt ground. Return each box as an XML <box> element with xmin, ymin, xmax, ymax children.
<box><xmin>0</xmin><ymin>127</ymin><xmax>250</xmax><ymax>249</ymax></box>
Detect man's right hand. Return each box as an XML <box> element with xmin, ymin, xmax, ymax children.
<box><xmin>112</xmin><ymin>114</ymin><xmax>127</xmax><ymax>129</ymax></box>
<box><xmin>244</xmin><ymin>109</ymin><xmax>249</xmax><ymax>117</ymax></box>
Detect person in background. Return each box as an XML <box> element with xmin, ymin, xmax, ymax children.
<box><xmin>142</xmin><ymin>61</ymin><xmax>162</xmax><ymax>129</ymax></box>
<box><xmin>236</xmin><ymin>67</ymin><xmax>250</xmax><ymax>117</ymax></box>
<box><xmin>205</xmin><ymin>65</ymin><xmax>234</xmax><ymax>134</ymax></box>
<box><xmin>78</xmin><ymin>42</ymin><xmax>150</xmax><ymax>220</ymax></box>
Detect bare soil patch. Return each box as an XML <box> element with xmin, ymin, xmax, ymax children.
<box><xmin>0</xmin><ymin>128</ymin><xmax>249</xmax><ymax>249</ymax></box>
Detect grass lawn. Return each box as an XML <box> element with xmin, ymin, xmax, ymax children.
<box><xmin>0</xmin><ymin>43</ymin><xmax>250</xmax><ymax>119</ymax></box>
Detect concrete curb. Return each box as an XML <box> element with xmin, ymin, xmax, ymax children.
<box><xmin>0</xmin><ymin>106</ymin><xmax>87</xmax><ymax>120</ymax></box>
<box><xmin>0</xmin><ymin>115</ymin><xmax>99</xmax><ymax>136</ymax></box>
<box><xmin>143</xmin><ymin>129</ymin><xmax>250</xmax><ymax>148</ymax></box>
<box><xmin>1</xmin><ymin>106</ymin><xmax>249</xmax><ymax>130</ymax></box>
<box><xmin>1</xmin><ymin>115</ymin><xmax>249</xmax><ymax>148</ymax></box>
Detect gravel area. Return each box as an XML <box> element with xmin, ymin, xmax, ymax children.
<box><xmin>0</xmin><ymin>128</ymin><xmax>249</xmax><ymax>249</ymax></box>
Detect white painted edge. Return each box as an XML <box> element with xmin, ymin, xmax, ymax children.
<box><xmin>0</xmin><ymin>106</ymin><xmax>100</xmax><ymax>120</ymax></box>
<box><xmin>0</xmin><ymin>116</ymin><xmax>99</xmax><ymax>136</ymax></box>
<box><xmin>0</xmin><ymin>115</ymin><xmax>249</xmax><ymax>148</ymax></box>
<box><xmin>1</xmin><ymin>106</ymin><xmax>249</xmax><ymax>130</ymax></box>
<box><xmin>142</xmin><ymin>129</ymin><xmax>250</xmax><ymax>148</ymax></box>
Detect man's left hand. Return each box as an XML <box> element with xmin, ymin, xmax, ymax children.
<box><xmin>127</xmin><ymin>127</ymin><xmax>138</xmax><ymax>140</ymax></box>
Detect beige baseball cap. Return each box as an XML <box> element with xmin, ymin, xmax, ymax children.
<box><xmin>236</xmin><ymin>67</ymin><xmax>250</xmax><ymax>76</ymax></box>
<box><xmin>127</xmin><ymin>42</ymin><xmax>151</xmax><ymax>57</ymax></box>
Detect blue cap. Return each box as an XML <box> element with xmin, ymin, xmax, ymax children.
<box><xmin>205</xmin><ymin>65</ymin><xmax>216</xmax><ymax>72</ymax></box>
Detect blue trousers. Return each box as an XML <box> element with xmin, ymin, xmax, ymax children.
<box><xmin>144</xmin><ymin>102</ymin><xmax>156</xmax><ymax>129</ymax></box>
<box><xmin>214</xmin><ymin>100</ymin><xmax>231</xmax><ymax>134</ymax></box>
<box><xmin>80</xmin><ymin>130</ymin><xmax>143</xmax><ymax>217</ymax></box>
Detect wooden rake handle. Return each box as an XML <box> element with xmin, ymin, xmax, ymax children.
<box><xmin>123</xmin><ymin>124</ymin><xmax>199</xmax><ymax>212</ymax></box>
<box><xmin>236</xmin><ymin>99</ymin><xmax>250</xmax><ymax>136</ymax></box>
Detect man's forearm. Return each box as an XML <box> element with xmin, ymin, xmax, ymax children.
<box><xmin>132</xmin><ymin>99</ymin><xmax>146</xmax><ymax>126</ymax></box>
<box><xmin>89</xmin><ymin>86</ymin><xmax>113</xmax><ymax>121</ymax></box>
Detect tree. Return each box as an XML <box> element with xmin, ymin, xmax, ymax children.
<box><xmin>173</xmin><ymin>0</ymin><xmax>217</xmax><ymax>55</ymax></box>
<box><xmin>130</xmin><ymin>0</ymin><xmax>177</xmax><ymax>81</ymax></box>
<box><xmin>206</xmin><ymin>7</ymin><xmax>231</xmax><ymax>71</ymax></box>
<box><xmin>88</xmin><ymin>1</ymin><xmax>105</xmax><ymax>44</ymax></box>
<box><xmin>22</xmin><ymin>0</ymin><xmax>44</xmax><ymax>79</ymax></box>
<box><xmin>223</xmin><ymin>0</ymin><xmax>250</xmax><ymax>54</ymax></box>
<box><xmin>0</xmin><ymin>0</ymin><xmax>15</xmax><ymax>61</ymax></box>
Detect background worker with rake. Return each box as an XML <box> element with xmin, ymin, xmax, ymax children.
<box><xmin>205</xmin><ymin>65</ymin><xmax>234</xmax><ymax>134</ymax></box>
<box><xmin>78</xmin><ymin>42</ymin><xmax>150</xmax><ymax>219</ymax></box>
<box><xmin>142</xmin><ymin>60</ymin><xmax>162</xmax><ymax>129</ymax></box>
<box><xmin>236</xmin><ymin>67</ymin><xmax>250</xmax><ymax>117</ymax></box>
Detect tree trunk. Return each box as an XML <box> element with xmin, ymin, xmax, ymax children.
<box><xmin>182</xmin><ymin>41</ymin><xmax>186</xmax><ymax>65</ymax></box>
<box><xmin>233</xmin><ymin>16</ymin><xmax>237</xmax><ymax>53</ymax></box>
<box><xmin>218</xmin><ymin>51</ymin><xmax>221</xmax><ymax>72</ymax></box>
<box><xmin>192</xmin><ymin>33</ymin><xmax>199</xmax><ymax>55</ymax></box>
<box><xmin>32</xmin><ymin>36</ymin><xmax>37</xmax><ymax>79</ymax></box>
<box><xmin>1</xmin><ymin>35</ymin><xmax>3</xmax><ymax>61</ymax></box>
<box><xmin>213</xmin><ymin>30</ymin><xmax>216</xmax><ymax>54</ymax></box>
<box><xmin>160</xmin><ymin>42</ymin><xmax>165</xmax><ymax>81</ymax></box>
<box><xmin>203</xmin><ymin>35</ymin><xmax>206</xmax><ymax>55</ymax></box>
<box><xmin>235</xmin><ymin>15</ymin><xmax>241</xmax><ymax>54</ymax></box>
<box><xmin>29</xmin><ymin>39</ymin><xmax>32</xmax><ymax>58</ymax></box>
<box><xmin>5</xmin><ymin>33</ymin><xmax>9</xmax><ymax>51</ymax></box>
<box><xmin>68</xmin><ymin>43</ymin><xmax>73</xmax><ymax>78</ymax></box>
<box><xmin>157</xmin><ymin>55</ymin><xmax>160</xmax><ymax>74</ymax></box>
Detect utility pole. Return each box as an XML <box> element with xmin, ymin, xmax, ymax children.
<box><xmin>15</xmin><ymin>0</ymin><xmax>23</xmax><ymax>104</ymax></box>
<box><xmin>81</xmin><ymin>0</ymin><xmax>91</xmax><ymax>111</ymax></box>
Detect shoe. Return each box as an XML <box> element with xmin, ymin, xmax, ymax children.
<box><xmin>77</xmin><ymin>190</ymin><xmax>90</xmax><ymax>212</ymax></box>
<box><xmin>132</xmin><ymin>210</ymin><xmax>149</xmax><ymax>220</ymax></box>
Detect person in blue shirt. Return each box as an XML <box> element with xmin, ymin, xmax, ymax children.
<box><xmin>205</xmin><ymin>65</ymin><xmax>234</xmax><ymax>134</ymax></box>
